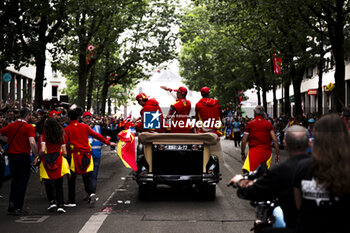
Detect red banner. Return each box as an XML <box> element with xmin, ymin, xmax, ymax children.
<box><xmin>238</xmin><ymin>91</ymin><xmax>244</xmax><ymax>103</ymax></box>
<box><xmin>272</xmin><ymin>52</ymin><xmax>282</xmax><ymax>75</ymax></box>
<box><xmin>307</xmin><ymin>89</ymin><xmax>317</xmax><ymax>95</ymax></box>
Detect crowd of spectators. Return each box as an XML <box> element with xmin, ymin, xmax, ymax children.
<box><xmin>0</xmin><ymin>104</ymin><xmax>136</xmax><ymax>201</ymax></box>
<box><xmin>221</xmin><ymin>107</ymin><xmax>350</xmax><ymax>149</ymax></box>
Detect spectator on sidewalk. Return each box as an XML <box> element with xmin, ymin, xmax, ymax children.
<box><xmin>293</xmin><ymin>114</ymin><xmax>350</xmax><ymax>233</ymax></box>
<box><xmin>0</xmin><ymin>107</ymin><xmax>38</xmax><ymax>215</ymax></box>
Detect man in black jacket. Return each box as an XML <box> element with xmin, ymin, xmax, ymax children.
<box><xmin>228</xmin><ymin>125</ymin><xmax>310</xmax><ymax>230</ymax></box>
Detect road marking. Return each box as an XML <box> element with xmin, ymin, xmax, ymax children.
<box><xmin>78</xmin><ymin>212</ymin><xmax>109</xmax><ymax>233</ymax></box>
<box><xmin>16</xmin><ymin>216</ymin><xmax>49</xmax><ymax>223</ymax></box>
<box><xmin>103</xmin><ymin>190</ymin><xmax>117</xmax><ymax>206</ymax></box>
<box><xmin>103</xmin><ymin>188</ymin><xmax>127</xmax><ymax>206</ymax></box>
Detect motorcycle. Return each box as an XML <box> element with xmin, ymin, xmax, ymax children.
<box><xmin>228</xmin><ymin>163</ymin><xmax>286</xmax><ymax>232</ymax></box>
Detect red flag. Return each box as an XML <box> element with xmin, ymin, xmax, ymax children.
<box><xmin>272</xmin><ymin>52</ymin><xmax>282</xmax><ymax>74</ymax></box>
<box><xmin>117</xmin><ymin>130</ymin><xmax>137</xmax><ymax>171</ymax></box>
<box><xmin>238</xmin><ymin>90</ymin><xmax>244</xmax><ymax>103</ymax></box>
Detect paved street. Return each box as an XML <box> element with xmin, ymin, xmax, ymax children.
<box><xmin>0</xmin><ymin>138</ymin><xmax>288</xmax><ymax>233</ymax></box>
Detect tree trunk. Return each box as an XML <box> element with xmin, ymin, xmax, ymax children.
<box><xmin>257</xmin><ymin>56</ymin><xmax>267</xmax><ymax>111</ymax></box>
<box><xmin>328</xmin><ymin>2</ymin><xmax>346</xmax><ymax>112</ymax></box>
<box><xmin>95</xmin><ymin>85</ymin><xmax>101</xmax><ymax>114</ymax></box>
<box><xmin>317</xmin><ymin>65</ymin><xmax>323</xmax><ymax>116</ymax></box>
<box><xmin>273</xmin><ymin>80</ymin><xmax>277</xmax><ymax>118</ymax></box>
<box><xmin>77</xmin><ymin>43</ymin><xmax>88</xmax><ymax>110</ymax></box>
<box><xmin>86</xmin><ymin>65</ymin><xmax>95</xmax><ymax>111</ymax></box>
<box><xmin>317</xmin><ymin>41</ymin><xmax>325</xmax><ymax>116</ymax></box>
<box><xmin>33</xmin><ymin>16</ymin><xmax>48</xmax><ymax>110</ymax></box>
<box><xmin>284</xmin><ymin>80</ymin><xmax>291</xmax><ymax>116</ymax></box>
<box><xmin>108</xmin><ymin>90</ymin><xmax>111</xmax><ymax>115</ymax></box>
<box><xmin>291</xmin><ymin>63</ymin><xmax>304</xmax><ymax>116</ymax></box>
<box><xmin>101</xmin><ymin>81</ymin><xmax>109</xmax><ymax>116</ymax></box>
<box><xmin>280</xmin><ymin>84</ymin><xmax>284</xmax><ymax>114</ymax></box>
<box><xmin>253</xmin><ymin>64</ymin><xmax>261</xmax><ymax>105</ymax></box>
<box><xmin>332</xmin><ymin>44</ymin><xmax>345</xmax><ymax>112</ymax></box>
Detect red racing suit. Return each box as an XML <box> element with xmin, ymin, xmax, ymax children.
<box><xmin>167</xmin><ymin>98</ymin><xmax>191</xmax><ymax>133</ymax></box>
<box><xmin>195</xmin><ymin>98</ymin><xmax>223</xmax><ymax>136</ymax></box>
<box><xmin>137</xmin><ymin>98</ymin><xmax>164</xmax><ymax>133</ymax></box>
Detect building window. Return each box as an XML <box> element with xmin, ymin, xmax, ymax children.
<box><xmin>52</xmin><ymin>85</ymin><xmax>58</xmax><ymax>99</ymax></box>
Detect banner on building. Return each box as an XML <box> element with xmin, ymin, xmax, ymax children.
<box><xmin>307</xmin><ymin>89</ymin><xmax>317</xmax><ymax>95</ymax></box>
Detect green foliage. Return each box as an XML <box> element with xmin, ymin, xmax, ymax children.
<box><xmin>179</xmin><ymin>0</ymin><xmax>350</xmax><ymax>112</ymax></box>
<box><xmin>56</xmin><ymin>0</ymin><xmax>180</xmax><ymax>108</ymax></box>
<box><xmin>179</xmin><ymin>3</ymin><xmax>257</xmax><ymax>107</ymax></box>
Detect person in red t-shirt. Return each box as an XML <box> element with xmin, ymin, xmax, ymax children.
<box><xmin>241</xmin><ymin>106</ymin><xmax>280</xmax><ymax>173</ymax></box>
<box><xmin>166</xmin><ymin>86</ymin><xmax>192</xmax><ymax>133</ymax></box>
<box><xmin>135</xmin><ymin>93</ymin><xmax>164</xmax><ymax>133</ymax></box>
<box><xmin>0</xmin><ymin>107</ymin><xmax>38</xmax><ymax>215</ymax></box>
<box><xmin>64</xmin><ymin>110</ymin><xmax>116</xmax><ymax>207</ymax></box>
<box><xmin>195</xmin><ymin>87</ymin><xmax>223</xmax><ymax>136</ymax></box>
<box><xmin>37</xmin><ymin>117</ymin><xmax>70</xmax><ymax>213</ymax></box>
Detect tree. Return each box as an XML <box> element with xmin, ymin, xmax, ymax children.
<box><xmin>179</xmin><ymin>4</ymin><xmax>255</xmax><ymax>108</ymax></box>
<box><xmin>1</xmin><ymin>0</ymin><xmax>68</xmax><ymax>110</ymax></box>
<box><xmin>0</xmin><ymin>0</ymin><xmax>31</xmax><ymax>70</ymax></box>
<box><xmin>58</xmin><ymin>0</ymin><xmax>179</xmax><ymax>112</ymax></box>
<box><xmin>297</xmin><ymin>0</ymin><xmax>350</xmax><ymax>112</ymax></box>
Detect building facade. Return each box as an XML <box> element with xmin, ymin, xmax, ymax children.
<box><xmin>1</xmin><ymin>52</ymin><xmax>67</xmax><ymax>109</ymax></box>
<box><xmin>264</xmin><ymin>54</ymin><xmax>350</xmax><ymax>117</ymax></box>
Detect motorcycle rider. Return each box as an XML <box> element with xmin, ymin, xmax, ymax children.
<box><xmin>228</xmin><ymin>125</ymin><xmax>310</xmax><ymax>231</ymax></box>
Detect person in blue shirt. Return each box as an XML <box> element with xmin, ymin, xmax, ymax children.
<box><xmin>232</xmin><ymin>118</ymin><xmax>241</xmax><ymax>147</ymax></box>
<box><xmin>307</xmin><ymin>118</ymin><xmax>315</xmax><ymax>155</ymax></box>
<box><xmin>82</xmin><ymin>112</ymin><xmax>102</xmax><ymax>194</ymax></box>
